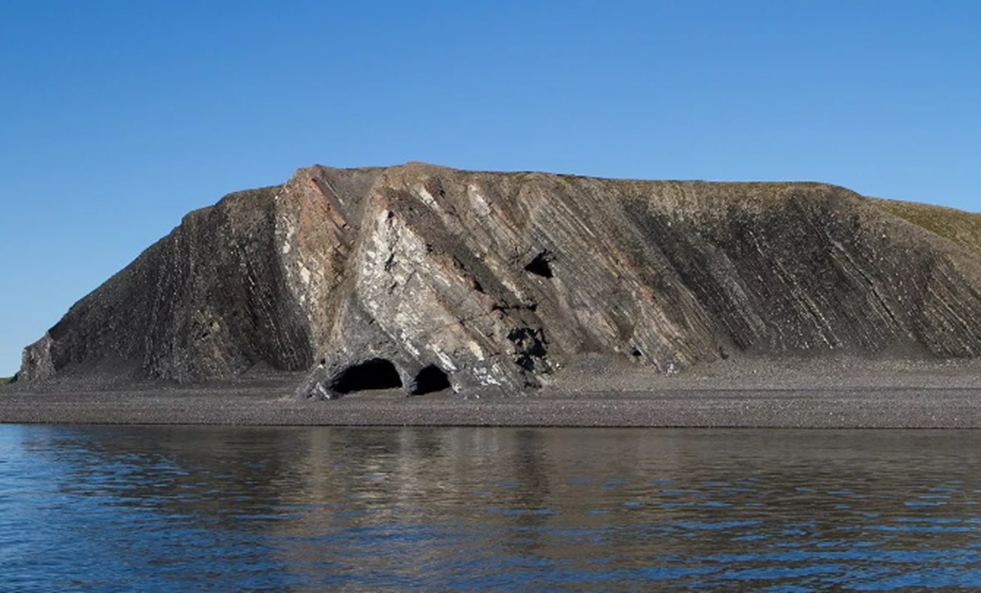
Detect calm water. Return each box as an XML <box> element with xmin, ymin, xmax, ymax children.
<box><xmin>2</xmin><ymin>426</ymin><xmax>981</xmax><ymax>591</ymax></box>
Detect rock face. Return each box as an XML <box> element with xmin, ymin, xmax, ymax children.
<box><xmin>18</xmin><ymin>163</ymin><xmax>981</xmax><ymax>397</ymax></box>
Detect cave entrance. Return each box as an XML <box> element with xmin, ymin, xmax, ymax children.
<box><xmin>411</xmin><ymin>364</ymin><xmax>451</xmax><ymax>395</ymax></box>
<box><xmin>330</xmin><ymin>359</ymin><xmax>403</xmax><ymax>394</ymax></box>
<box><xmin>524</xmin><ymin>250</ymin><xmax>554</xmax><ymax>278</ymax></box>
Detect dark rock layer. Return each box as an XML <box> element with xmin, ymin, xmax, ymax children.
<box><xmin>18</xmin><ymin>163</ymin><xmax>981</xmax><ymax>397</ymax></box>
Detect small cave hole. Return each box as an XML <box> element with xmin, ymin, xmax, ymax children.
<box><xmin>330</xmin><ymin>358</ymin><xmax>403</xmax><ymax>394</ymax></box>
<box><xmin>524</xmin><ymin>251</ymin><xmax>554</xmax><ymax>279</ymax></box>
<box><xmin>412</xmin><ymin>364</ymin><xmax>451</xmax><ymax>395</ymax></box>
<box><xmin>631</xmin><ymin>348</ymin><xmax>643</xmax><ymax>358</ymax></box>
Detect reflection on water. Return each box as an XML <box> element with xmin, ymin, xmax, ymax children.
<box><xmin>2</xmin><ymin>425</ymin><xmax>981</xmax><ymax>590</ymax></box>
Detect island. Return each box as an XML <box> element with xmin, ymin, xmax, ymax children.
<box><xmin>3</xmin><ymin>162</ymin><xmax>980</xmax><ymax>427</ymax></box>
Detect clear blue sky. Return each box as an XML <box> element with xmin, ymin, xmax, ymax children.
<box><xmin>1</xmin><ymin>0</ymin><xmax>979</xmax><ymax>376</ymax></box>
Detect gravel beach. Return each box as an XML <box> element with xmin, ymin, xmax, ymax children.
<box><xmin>2</xmin><ymin>357</ymin><xmax>979</xmax><ymax>428</ymax></box>
<box><xmin>3</xmin><ymin>388</ymin><xmax>981</xmax><ymax>428</ymax></box>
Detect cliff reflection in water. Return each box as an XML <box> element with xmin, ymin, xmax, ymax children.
<box><xmin>8</xmin><ymin>426</ymin><xmax>981</xmax><ymax>590</ymax></box>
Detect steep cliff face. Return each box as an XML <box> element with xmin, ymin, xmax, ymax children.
<box><xmin>19</xmin><ymin>186</ymin><xmax>316</xmax><ymax>383</ymax></box>
<box><xmin>18</xmin><ymin>163</ymin><xmax>981</xmax><ymax>396</ymax></box>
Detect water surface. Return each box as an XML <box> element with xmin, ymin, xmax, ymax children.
<box><xmin>2</xmin><ymin>426</ymin><xmax>981</xmax><ymax>590</ymax></box>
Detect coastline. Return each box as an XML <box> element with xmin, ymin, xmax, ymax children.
<box><xmin>3</xmin><ymin>358</ymin><xmax>980</xmax><ymax>428</ymax></box>
<box><xmin>4</xmin><ymin>388</ymin><xmax>981</xmax><ymax>429</ymax></box>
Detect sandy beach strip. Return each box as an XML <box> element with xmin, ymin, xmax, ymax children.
<box><xmin>3</xmin><ymin>387</ymin><xmax>981</xmax><ymax>428</ymax></box>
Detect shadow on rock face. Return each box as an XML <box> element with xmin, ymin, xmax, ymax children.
<box><xmin>524</xmin><ymin>250</ymin><xmax>554</xmax><ymax>279</ymax></box>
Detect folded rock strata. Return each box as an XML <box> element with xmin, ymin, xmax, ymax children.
<box><xmin>17</xmin><ymin>163</ymin><xmax>981</xmax><ymax>397</ymax></box>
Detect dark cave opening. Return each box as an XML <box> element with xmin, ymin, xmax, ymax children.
<box><xmin>330</xmin><ymin>358</ymin><xmax>403</xmax><ymax>394</ymax></box>
<box><xmin>524</xmin><ymin>251</ymin><xmax>554</xmax><ymax>278</ymax></box>
<box><xmin>412</xmin><ymin>364</ymin><xmax>451</xmax><ymax>395</ymax></box>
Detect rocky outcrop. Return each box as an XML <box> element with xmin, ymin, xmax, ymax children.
<box><xmin>18</xmin><ymin>163</ymin><xmax>981</xmax><ymax>397</ymax></box>
<box><xmin>19</xmin><ymin>185</ymin><xmax>315</xmax><ymax>383</ymax></box>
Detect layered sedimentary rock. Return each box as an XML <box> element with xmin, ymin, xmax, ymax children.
<box><xmin>18</xmin><ymin>163</ymin><xmax>981</xmax><ymax>397</ymax></box>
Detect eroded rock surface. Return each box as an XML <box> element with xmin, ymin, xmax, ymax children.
<box><xmin>17</xmin><ymin>163</ymin><xmax>981</xmax><ymax>397</ymax></box>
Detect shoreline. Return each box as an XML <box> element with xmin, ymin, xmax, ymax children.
<box><xmin>3</xmin><ymin>387</ymin><xmax>981</xmax><ymax>428</ymax></box>
<box><xmin>3</xmin><ymin>358</ymin><xmax>980</xmax><ymax>428</ymax></box>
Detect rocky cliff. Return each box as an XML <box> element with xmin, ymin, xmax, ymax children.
<box><xmin>17</xmin><ymin>163</ymin><xmax>981</xmax><ymax>397</ymax></box>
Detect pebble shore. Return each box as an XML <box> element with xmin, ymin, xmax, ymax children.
<box><xmin>3</xmin><ymin>358</ymin><xmax>979</xmax><ymax>428</ymax></box>
<box><xmin>3</xmin><ymin>387</ymin><xmax>981</xmax><ymax>429</ymax></box>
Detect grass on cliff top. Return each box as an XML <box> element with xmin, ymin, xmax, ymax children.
<box><xmin>872</xmin><ymin>198</ymin><xmax>981</xmax><ymax>257</ymax></box>
<box><xmin>0</xmin><ymin>377</ymin><xmax>11</xmax><ymax>385</ymax></box>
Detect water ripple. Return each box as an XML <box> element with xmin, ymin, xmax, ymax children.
<box><xmin>2</xmin><ymin>426</ymin><xmax>981</xmax><ymax>590</ymax></box>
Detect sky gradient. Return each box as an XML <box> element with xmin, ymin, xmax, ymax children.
<box><xmin>1</xmin><ymin>0</ymin><xmax>979</xmax><ymax>376</ymax></box>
